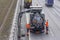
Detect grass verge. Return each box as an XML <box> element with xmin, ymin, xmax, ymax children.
<box><xmin>0</xmin><ymin>0</ymin><xmax>17</xmax><ymax>40</ymax></box>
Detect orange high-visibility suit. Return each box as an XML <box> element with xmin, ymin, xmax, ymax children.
<box><xmin>26</xmin><ymin>24</ymin><xmax>30</xmax><ymax>29</ymax></box>
<box><xmin>45</xmin><ymin>20</ymin><xmax>48</xmax><ymax>34</ymax></box>
<box><xmin>45</xmin><ymin>21</ymin><xmax>48</xmax><ymax>27</ymax></box>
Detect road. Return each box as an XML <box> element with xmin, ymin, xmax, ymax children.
<box><xmin>20</xmin><ymin>0</ymin><xmax>60</xmax><ymax>40</ymax></box>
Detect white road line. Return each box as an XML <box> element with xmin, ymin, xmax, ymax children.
<box><xmin>44</xmin><ymin>7</ymin><xmax>55</xmax><ymax>37</ymax></box>
<box><xmin>29</xmin><ymin>30</ymin><xmax>31</xmax><ymax>40</ymax></box>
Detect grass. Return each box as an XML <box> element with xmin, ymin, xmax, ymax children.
<box><xmin>0</xmin><ymin>0</ymin><xmax>17</xmax><ymax>40</ymax></box>
<box><xmin>0</xmin><ymin>0</ymin><xmax>13</xmax><ymax>26</ymax></box>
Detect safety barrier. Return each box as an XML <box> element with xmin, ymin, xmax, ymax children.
<box><xmin>9</xmin><ymin>0</ymin><xmax>20</xmax><ymax>40</ymax></box>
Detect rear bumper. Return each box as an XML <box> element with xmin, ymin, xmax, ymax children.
<box><xmin>45</xmin><ymin>3</ymin><xmax>53</xmax><ymax>6</ymax></box>
<box><xmin>30</xmin><ymin>28</ymin><xmax>44</xmax><ymax>33</ymax></box>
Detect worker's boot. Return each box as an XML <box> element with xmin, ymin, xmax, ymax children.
<box><xmin>46</xmin><ymin>31</ymin><xmax>48</xmax><ymax>34</ymax></box>
<box><xmin>27</xmin><ymin>32</ymin><xmax>29</xmax><ymax>36</ymax></box>
<box><xmin>46</xmin><ymin>27</ymin><xmax>48</xmax><ymax>34</ymax></box>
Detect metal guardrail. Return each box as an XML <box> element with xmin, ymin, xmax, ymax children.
<box><xmin>9</xmin><ymin>0</ymin><xmax>20</xmax><ymax>40</ymax></box>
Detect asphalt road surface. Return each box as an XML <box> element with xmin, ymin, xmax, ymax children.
<box><xmin>21</xmin><ymin>0</ymin><xmax>60</xmax><ymax>40</ymax></box>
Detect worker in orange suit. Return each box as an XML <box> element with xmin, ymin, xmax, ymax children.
<box><xmin>26</xmin><ymin>24</ymin><xmax>30</xmax><ymax>29</ymax></box>
<box><xmin>26</xmin><ymin>24</ymin><xmax>30</xmax><ymax>36</ymax></box>
<box><xmin>45</xmin><ymin>20</ymin><xmax>48</xmax><ymax>34</ymax></box>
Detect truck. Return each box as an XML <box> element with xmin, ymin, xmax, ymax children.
<box><xmin>23</xmin><ymin>0</ymin><xmax>48</xmax><ymax>34</ymax></box>
<box><xmin>24</xmin><ymin>0</ymin><xmax>49</xmax><ymax>33</ymax></box>
<box><xmin>45</xmin><ymin>0</ymin><xmax>54</xmax><ymax>7</ymax></box>
<box><xmin>18</xmin><ymin>6</ymin><xmax>48</xmax><ymax>36</ymax></box>
<box><xmin>29</xmin><ymin>6</ymin><xmax>46</xmax><ymax>34</ymax></box>
<box><xmin>25</xmin><ymin>6</ymin><xmax>48</xmax><ymax>34</ymax></box>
